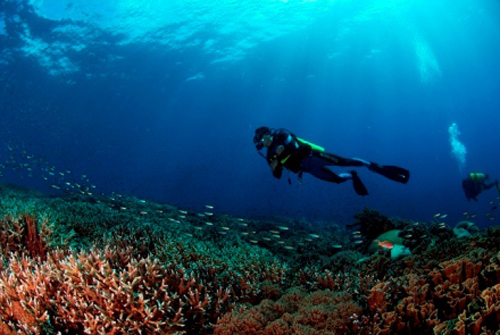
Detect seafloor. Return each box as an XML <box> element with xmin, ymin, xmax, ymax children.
<box><xmin>0</xmin><ymin>183</ymin><xmax>500</xmax><ymax>335</ymax></box>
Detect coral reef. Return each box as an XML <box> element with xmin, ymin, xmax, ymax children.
<box><xmin>214</xmin><ymin>287</ymin><xmax>361</xmax><ymax>335</ymax></box>
<box><xmin>1</xmin><ymin>185</ymin><xmax>500</xmax><ymax>335</ymax></box>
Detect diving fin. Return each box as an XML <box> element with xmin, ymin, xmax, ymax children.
<box><xmin>370</xmin><ymin>164</ymin><xmax>410</xmax><ymax>184</ymax></box>
<box><xmin>350</xmin><ymin>170</ymin><xmax>368</xmax><ymax>196</ymax></box>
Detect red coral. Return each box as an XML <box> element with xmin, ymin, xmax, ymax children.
<box><xmin>0</xmin><ymin>248</ymin><xmax>224</xmax><ymax>334</ymax></box>
<box><xmin>0</xmin><ymin>213</ymin><xmax>49</xmax><ymax>260</ymax></box>
<box><xmin>22</xmin><ymin>213</ymin><xmax>48</xmax><ymax>260</ymax></box>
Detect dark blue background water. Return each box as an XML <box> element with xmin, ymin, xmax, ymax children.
<box><xmin>1</xmin><ymin>0</ymin><xmax>499</xmax><ymax>227</ymax></box>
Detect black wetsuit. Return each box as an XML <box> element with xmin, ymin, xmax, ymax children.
<box><xmin>462</xmin><ymin>177</ymin><xmax>498</xmax><ymax>202</ymax></box>
<box><xmin>265</xmin><ymin>128</ymin><xmax>367</xmax><ymax>183</ymax></box>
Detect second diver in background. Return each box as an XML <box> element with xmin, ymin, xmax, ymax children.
<box><xmin>253</xmin><ymin>127</ymin><xmax>410</xmax><ymax>196</ymax></box>
<box><xmin>462</xmin><ymin>172</ymin><xmax>500</xmax><ymax>202</ymax></box>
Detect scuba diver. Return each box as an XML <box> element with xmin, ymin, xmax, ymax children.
<box><xmin>462</xmin><ymin>172</ymin><xmax>500</xmax><ymax>202</ymax></box>
<box><xmin>253</xmin><ymin>127</ymin><xmax>410</xmax><ymax>196</ymax></box>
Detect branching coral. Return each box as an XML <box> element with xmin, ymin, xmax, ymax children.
<box><xmin>0</xmin><ymin>212</ymin><xmax>288</xmax><ymax>335</ymax></box>
<box><xmin>0</xmin><ymin>213</ymin><xmax>49</xmax><ymax>260</ymax></box>
<box><xmin>0</xmin><ymin>249</ymin><xmax>197</xmax><ymax>334</ymax></box>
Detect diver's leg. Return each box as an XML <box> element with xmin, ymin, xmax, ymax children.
<box><xmin>300</xmin><ymin>156</ymin><xmax>349</xmax><ymax>183</ymax></box>
<box><xmin>300</xmin><ymin>156</ymin><xmax>368</xmax><ymax>195</ymax></box>
<box><xmin>314</xmin><ymin>151</ymin><xmax>370</xmax><ymax>167</ymax></box>
<box><xmin>483</xmin><ymin>182</ymin><xmax>497</xmax><ymax>191</ymax></box>
<box><xmin>314</xmin><ymin>151</ymin><xmax>410</xmax><ymax>184</ymax></box>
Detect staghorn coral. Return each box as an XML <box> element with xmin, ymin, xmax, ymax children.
<box><xmin>0</xmin><ymin>249</ymin><xmax>201</xmax><ymax>334</ymax></box>
<box><xmin>0</xmin><ymin>243</ymin><xmax>293</xmax><ymax>335</ymax></box>
<box><xmin>0</xmin><ymin>210</ymin><xmax>288</xmax><ymax>335</ymax></box>
<box><xmin>0</xmin><ymin>213</ymin><xmax>50</xmax><ymax>260</ymax></box>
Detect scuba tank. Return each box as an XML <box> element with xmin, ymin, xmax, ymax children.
<box><xmin>470</xmin><ymin>173</ymin><xmax>486</xmax><ymax>182</ymax></box>
<box><xmin>296</xmin><ymin>137</ymin><xmax>325</xmax><ymax>152</ymax></box>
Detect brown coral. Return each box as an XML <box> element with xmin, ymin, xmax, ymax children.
<box><xmin>214</xmin><ymin>288</ymin><xmax>361</xmax><ymax>335</ymax></box>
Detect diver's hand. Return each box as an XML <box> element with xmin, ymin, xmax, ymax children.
<box><xmin>272</xmin><ymin>163</ymin><xmax>283</xmax><ymax>178</ymax></box>
<box><xmin>270</xmin><ymin>159</ymin><xmax>279</xmax><ymax>171</ymax></box>
<box><xmin>276</xmin><ymin>145</ymin><xmax>284</xmax><ymax>156</ymax></box>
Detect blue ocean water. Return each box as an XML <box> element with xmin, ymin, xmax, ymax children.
<box><xmin>1</xmin><ymin>0</ymin><xmax>499</xmax><ymax>227</ymax></box>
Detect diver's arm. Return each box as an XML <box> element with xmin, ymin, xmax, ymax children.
<box><xmin>271</xmin><ymin>162</ymin><xmax>283</xmax><ymax>179</ymax></box>
<box><xmin>483</xmin><ymin>181</ymin><xmax>497</xmax><ymax>190</ymax></box>
<box><xmin>267</xmin><ymin>144</ymin><xmax>285</xmax><ymax>179</ymax></box>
